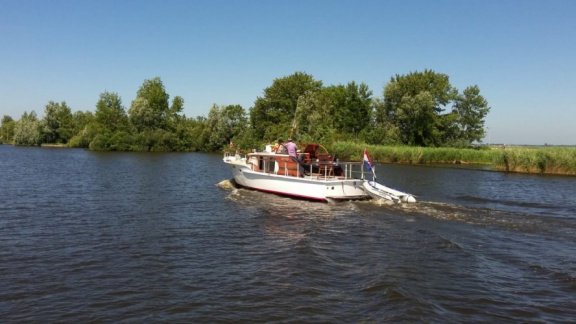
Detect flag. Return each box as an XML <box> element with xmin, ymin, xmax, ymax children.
<box><xmin>363</xmin><ymin>148</ymin><xmax>376</xmax><ymax>179</ymax></box>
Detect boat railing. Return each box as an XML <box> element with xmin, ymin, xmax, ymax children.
<box><xmin>224</xmin><ymin>151</ymin><xmax>371</xmax><ymax>181</ymax></box>
<box><xmin>223</xmin><ymin>151</ymin><xmax>244</xmax><ymax>162</ymax></box>
<box><xmin>337</xmin><ymin>161</ymin><xmax>367</xmax><ymax>180</ymax></box>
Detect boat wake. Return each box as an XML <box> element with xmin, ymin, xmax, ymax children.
<box><xmin>381</xmin><ymin>200</ymin><xmax>576</xmax><ymax>239</ymax></box>
<box><xmin>217</xmin><ymin>178</ymin><xmax>575</xmax><ymax>239</ymax></box>
<box><xmin>365</xmin><ymin>198</ymin><xmax>397</xmax><ymax>207</ymax></box>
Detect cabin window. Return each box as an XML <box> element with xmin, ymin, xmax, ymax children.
<box><xmin>257</xmin><ymin>156</ymin><xmax>277</xmax><ymax>173</ymax></box>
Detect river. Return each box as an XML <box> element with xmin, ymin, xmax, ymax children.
<box><xmin>1</xmin><ymin>145</ymin><xmax>575</xmax><ymax>322</ymax></box>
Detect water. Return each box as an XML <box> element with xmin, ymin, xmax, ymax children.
<box><xmin>1</xmin><ymin>145</ymin><xmax>575</xmax><ymax>322</ymax></box>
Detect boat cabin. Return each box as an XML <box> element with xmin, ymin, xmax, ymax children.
<box><xmin>246</xmin><ymin>148</ymin><xmax>346</xmax><ymax>179</ymax></box>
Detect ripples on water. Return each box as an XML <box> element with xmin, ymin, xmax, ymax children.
<box><xmin>1</xmin><ymin>146</ymin><xmax>575</xmax><ymax>322</ymax></box>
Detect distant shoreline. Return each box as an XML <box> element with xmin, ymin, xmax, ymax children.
<box><xmin>330</xmin><ymin>142</ymin><xmax>576</xmax><ymax>177</ymax></box>
<box><xmin>40</xmin><ymin>143</ymin><xmax>68</xmax><ymax>148</ymax></box>
<box><xmin>3</xmin><ymin>142</ymin><xmax>575</xmax><ymax>176</ymax></box>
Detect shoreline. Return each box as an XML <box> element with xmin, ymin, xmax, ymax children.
<box><xmin>40</xmin><ymin>143</ymin><xmax>68</xmax><ymax>148</ymax></box>
<box><xmin>331</xmin><ymin>142</ymin><xmax>576</xmax><ymax>177</ymax></box>
<box><xmin>3</xmin><ymin>142</ymin><xmax>575</xmax><ymax>176</ymax></box>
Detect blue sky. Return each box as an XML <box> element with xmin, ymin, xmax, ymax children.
<box><xmin>1</xmin><ymin>0</ymin><xmax>575</xmax><ymax>145</ymax></box>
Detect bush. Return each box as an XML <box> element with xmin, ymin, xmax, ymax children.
<box><xmin>89</xmin><ymin>134</ymin><xmax>110</xmax><ymax>151</ymax></box>
<box><xmin>108</xmin><ymin>131</ymin><xmax>134</xmax><ymax>151</ymax></box>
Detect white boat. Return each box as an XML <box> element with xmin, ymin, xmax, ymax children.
<box><xmin>223</xmin><ymin>144</ymin><xmax>417</xmax><ymax>203</ymax></box>
<box><xmin>223</xmin><ymin>144</ymin><xmax>369</xmax><ymax>202</ymax></box>
<box><xmin>362</xmin><ymin>180</ymin><xmax>416</xmax><ymax>203</ymax></box>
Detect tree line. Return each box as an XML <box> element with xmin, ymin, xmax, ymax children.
<box><xmin>0</xmin><ymin>70</ymin><xmax>490</xmax><ymax>151</ymax></box>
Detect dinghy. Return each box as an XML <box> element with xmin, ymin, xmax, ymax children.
<box><xmin>360</xmin><ymin>148</ymin><xmax>416</xmax><ymax>203</ymax></box>
<box><xmin>362</xmin><ymin>180</ymin><xmax>416</xmax><ymax>203</ymax></box>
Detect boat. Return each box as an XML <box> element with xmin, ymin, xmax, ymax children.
<box><xmin>223</xmin><ymin>144</ymin><xmax>369</xmax><ymax>202</ymax></box>
<box><xmin>223</xmin><ymin>143</ymin><xmax>416</xmax><ymax>203</ymax></box>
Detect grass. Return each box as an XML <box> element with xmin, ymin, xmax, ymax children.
<box><xmin>328</xmin><ymin>141</ymin><xmax>576</xmax><ymax>176</ymax></box>
<box><xmin>494</xmin><ymin>146</ymin><xmax>576</xmax><ymax>175</ymax></box>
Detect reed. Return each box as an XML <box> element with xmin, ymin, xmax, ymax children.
<box><xmin>329</xmin><ymin>141</ymin><xmax>576</xmax><ymax>175</ymax></box>
<box><xmin>494</xmin><ymin>147</ymin><xmax>576</xmax><ymax>175</ymax></box>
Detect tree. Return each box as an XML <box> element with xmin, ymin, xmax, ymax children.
<box><xmin>71</xmin><ymin>110</ymin><xmax>95</xmax><ymax>134</ymax></box>
<box><xmin>95</xmin><ymin>91</ymin><xmax>128</xmax><ymax>133</ymax></box>
<box><xmin>1</xmin><ymin>115</ymin><xmax>15</xmax><ymax>144</ymax></box>
<box><xmin>221</xmin><ymin>104</ymin><xmax>247</xmax><ymax>140</ymax></box>
<box><xmin>204</xmin><ymin>105</ymin><xmax>224</xmax><ymax>152</ymax></box>
<box><xmin>363</xmin><ymin>98</ymin><xmax>400</xmax><ymax>145</ymax></box>
<box><xmin>128</xmin><ymin>77</ymin><xmax>170</xmax><ymax>132</ymax></box>
<box><xmin>42</xmin><ymin>101</ymin><xmax>74</xmax><ymax>144</ymax></box>
<box><xmin>250</xmin><ymin>72</ymin><xmax>322</xmax><ymax>140</ymax></box>
<box><xmin>13</xmin><ymin>111</ymin><xmax>42</xmax><ymax>146</ymax></box>
<box><xmin>382</xmin><ymin>70</ymin><xmax>458</xmax><ymax>146</ymax></box>
<box><xmin>452</xmin><ymin>85</ymin><xmax>490</xmax><ymax>144</ymax></box>
<box><xmin>67</xmin><ymin>111</ymin><xmax>96</xmax><ymax>148</ymax></box>
<box><xmin>330</xmin><ymin>82</ymin><xmax>373</xmax><ymax>136</ymax></box>
<box><xmin>294</xmin><ymin>89</ymin><xmax>337</xmax><ymax>143</ymax></box>
<box><xmin>203</xmin><ymin>104</ymin><xmax>247</xmax><ymax>151</ymax></box>
<box><xmin>168</xmin><ymin>95</ymin><xmax>185</xmax><ymax>130</ymax></box>
<box><xmin>186</xmin><ymin>116</ymin><xmax>210</xmax><ymax>151</ymax></box>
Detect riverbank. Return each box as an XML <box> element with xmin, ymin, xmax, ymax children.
<box><xmin>330</xmin><ymin>141</ymin><xmax>576</xmax><ymax>176</ymax></box>
<box><xmin>6</xmin><ymin>142</ymin><xmax>576</xmax><ymax>176</ymax></box>
<box><xmin>41</xmin><ymin>143</ymin><xmax>68</xmax><ymax>148</ymax></box>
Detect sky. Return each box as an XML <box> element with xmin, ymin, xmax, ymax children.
<box><xmin>1</xmin><ymin>0</ymin><xmax>575</xmax><ymax>145</ymax></box>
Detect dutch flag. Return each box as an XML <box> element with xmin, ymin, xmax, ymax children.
<box><xmin>363</xmin><ymin>148</ymin><xmax>376</xmax><ymax>179</ymax></box>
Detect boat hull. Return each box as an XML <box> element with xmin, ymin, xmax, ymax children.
<box><xmin>228</xmin><ymin>163</ymin><xmax>368</xmax><ymax>201</ymax></box>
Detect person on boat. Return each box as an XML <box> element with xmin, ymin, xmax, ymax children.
<box><xmin>284</xmin><ymin>138</ymin><xmax>307</xmax><ymax>176</ymax></box>
<box><xmin>273</xmin><ymin>139</ymin><xmax>286</xmax><ymax>154</ymax></box>
<box><xmin>284</xmin><ymin>138</ymin><xmax>298</xmax><ymax>158</ymax></box>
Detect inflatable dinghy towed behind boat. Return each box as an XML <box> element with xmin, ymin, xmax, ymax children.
<box><xmin>362</xmin><ymin>180</ymin><xmax>416</xmax><ymax>203</ymax></box>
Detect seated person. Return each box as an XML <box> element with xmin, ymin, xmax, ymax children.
<box><xmin>273</xmin><ymin>139</ymin><xmax>286</xmax><ymax>154</ymax></box>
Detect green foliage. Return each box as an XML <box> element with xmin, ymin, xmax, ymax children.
<box><xmin>168</xmin><ymin>96</ymin><xmax>185</xmax><ymax>131</ymax></box>
<box><xmin>292</xmin><ymin>82</ymin><xmax>373</xmax><ymax>143</ymax></box>
<box><xmin>331</xmin><ymin>82</ymin><xmax>373</xmax><ymax>136</ymax></box>
<box><xmin>383</xmin><ymin>70</ymin><xmax>457</xmax><ymax>146</ymax></box>
<box><xmin>494</xmin><ymin>147</ymin><xmax>576</xmax><ymax>175</ymax></box>
<box><xmin>250</xmin><ymin>72</ymin><xmax>322</xmax><ymax>140</ymax></box>
<box><xmin>129</xmin><ymin>129</ymin><xmax>175</xmax><ymax>152</ymax></box>
<box><xmin>170</xmin><ymin>116</ymin><xmax>198</xmax><ymax>151</ymax></box>
<box><xmin>128</xmin><ymin>77</ymin><xmax>171</xmax><ymax>132</ymax></box>
<box><xmin>379</xmin><ymin>69</ymin><xmax>489</xmax><ymax>147</ymax></box>
<box><xmin>294</xmin><ymin>89</ymin><xmax>337</xmax><ymax>143</ymax></box>
<box><xmin>453</xmin><ymin>85</ymin><xmax>490</xmax><ymax>143</ymax></box>
<box><xmin>1</xmin><ymin>115</ymin><xmax>16</xmax><ymax>144</ymax></box>
<box><xmin>108</xmin><ymin>131</ymin><xmax>136</xmax><ymax>151</ymax></box>
<box><xmin>10</xmin><ymin>72</ymin><xmax>576</xmax><ymax>176</ymax></box>
<box><xmin>8</xmin><ymin>71</ymin><xmax>492</xmax><ymax>157</ymax></box>
<box><xmin>82</xmin><ymin>79</ymin><xmax>199</xmax><ymax>152</ymax></box>
<box><xmin>203</xmin><ymin>104</ymin><xmax>248</xmax><ymax>152</ymax></box>
<box><xmin>329</xmin><ymin>142</ymin><xmax>576</xmax><ymax>175</ymax></box>
<box><xmin>95</xmin><ymin>92</ymin><xmax>128</xmax><ymax>133</ymax></box>
<box><xmin>13</xmin><ymin>111</ymin><xmax>42</xmax><ymax>146</ymax></box>
<box><xmin>68</xmin><ymin>122</ymin><xmax>101</xmax><ymax>148</ymax></box>
<box><xmin>42</xmin><ymin>101</ymin><xmax>74</xmax><ymax>144</ymax></box>
<box><xmin>359</xmin><ymin>120</ymin><xmax>401</xmax><ymax>146</ymax></box>
<box><xmin>182</xmin><ymin>117</ymin><xmax>209</xmax><ymax>151</ymax></box>
<box><xmin>71</xmin><ymin>110</ymin><xmax>95</xmax><ymax>137</ymax></box>
<box><xmin>221</xmin><ymin>104</ymin><xmax>248</xmax><ymax>139</ymax></box>
<box><xmin>331</xmin><ymin>141</ymin><xmax>498</xmax><ymax>164</ymax></box>
<box><xmin>88</xmin><ymin>133</ymin><xmax>109</xmax><ymax>151</ymax></box>
<box><xmin>232</xmin><ymin>127</ymin><xmax>261</xmax><ymax>152</ymax></box>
